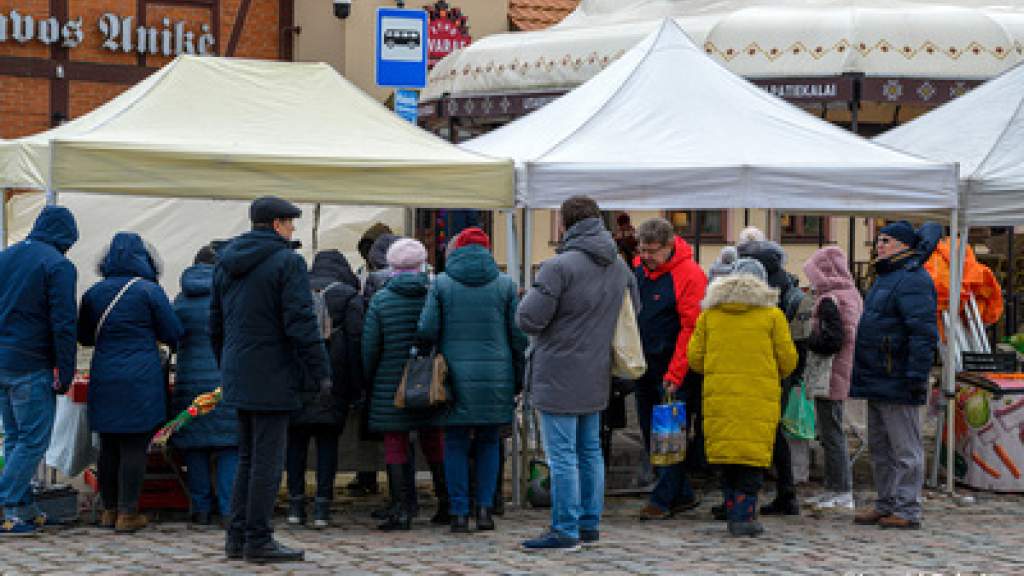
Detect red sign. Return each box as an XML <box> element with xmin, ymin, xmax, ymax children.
<box><xmin>425</xmin><ymin>2</ymin><xmax>471</xmax><ymax>68</ymax></box>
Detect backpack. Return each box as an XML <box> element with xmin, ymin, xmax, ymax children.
<box><xmin>784</xmin><ymin>284</ymin><xmax>812</xmax><ymax>341</ymax></box>
<box><xmin>313</xmin><ymin>282</ymin><xmax>343</xmax><ymax>340</ymax></box>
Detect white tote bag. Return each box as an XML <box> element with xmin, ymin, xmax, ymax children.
<box><xmin>611</xmin><ymin>289</ymin><xmax>647</xmax><ymax>379</ymax></box>
<box><xmin>45</xmin><ymin>396</ymin><xmax>98</xmax><ymax>477</ymax></box>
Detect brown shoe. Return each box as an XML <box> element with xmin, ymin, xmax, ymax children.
<box><xmin>637</xmin><ymin>504</ymin><xmax>672</xmax><ymax>520</ymax></box>
<box><xmin>878</xmin><ymin>515</ymin><xmax>921</xmax><ymax>530</ymax></box>
<box><xmin>853</xmin><ymin>509</ymin><xmax>886</xmax><ymax>525</ymax></box>
<box><xmin>98</xmin><ymin>510</ymin><xmax>117</xmax><ymax>529</ymax></box>
<box><xmin>115</xmin><ymin>513</ymin><xmax>149</xmax><ymax>533</ymax></box>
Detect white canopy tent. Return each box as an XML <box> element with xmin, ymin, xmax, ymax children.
<box><xmin>875</xmin><ymin>60</ymin><xmax>1024</xmax><ymax>228</ymax></box>
<box><xmin>464</xmin><ymin>19</ymin><xmax>963</xmax><ymax>494</ymax></box>
<box><xmin>462</xmin><ymin>19</ymin><xmax>958</xmax><ymax>213</ymax></box>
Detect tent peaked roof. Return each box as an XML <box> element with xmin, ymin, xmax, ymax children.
<box><xmin>875</xmin><ymin>61</ymin><xmax>1024</xmax><ymax>226</ymax></box>
<box><xmin>46</xmin><ymin>55</ymin><xmax>512</xmax><ymax>208</ymax></box>
<box><xmin>462</xmin><ymin>19</ymin><xmax>956</xmax><ymax>212</ymax></box>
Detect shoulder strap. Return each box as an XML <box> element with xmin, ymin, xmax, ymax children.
<box><xmin>95</xmin><ymin>277</ymin><xmax>142</xmax><ymax>341</ymax></box>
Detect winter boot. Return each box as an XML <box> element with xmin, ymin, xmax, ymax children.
<box><xmin>428</xmin><ymin>461</ymin><xmax>450</xmax><ymax>525</ymax></box>
<box><xmin>760</xmin><ymin>494</ymin><xmax>800</xmax><ymax>516</ymax></box>
<box><xmin>377</xmin><ymin>464</ymin><xmax>411</xmax><ymax>531</ymax></box>
<box><xmin>727</xmin><ymin>493</ymin><xmax>764</xmax><ymax>537</ymax></box>
<box><xmin>287</xmin><ymin>495</ymin><xmax>306</xmax><ymax>526</ymax></box>
<box><xmin>312</xmin><ymin>497</ymin><xmax>331</xmax><ymax>529</ymax></box>
<box><xmin>713</xmin><ymin>488</ymin><xmax>734</xmax><ymax>522</ymax></box>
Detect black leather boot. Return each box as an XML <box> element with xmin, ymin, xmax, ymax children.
<box><xmin>243</xmin><ymin>540</ymin><xmax>304</xmax><ymax>563</ymax></box>
<box><xmin>450</xmin><ymin>514</ymin><xmax>470</xmax><ymax>533</ymax></box>
<box><xmin>475</xmin><ymin>506</ymin><xmax>495</xmax><ymax>531</ymax></box>
<box><xmin>378</xmin><ymin>464</ymin><xmax>411</xmax><ymax>531</ymax></box>
<box><xmin>428</xmin><ymin>461</ymin><xmax>450</xmax><ymax>525</ymax></box>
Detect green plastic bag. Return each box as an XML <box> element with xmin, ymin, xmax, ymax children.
<box><xmin>782</xmin><ymin>380</ymin><xmax>816</xmax><ymax>440</ymax></box>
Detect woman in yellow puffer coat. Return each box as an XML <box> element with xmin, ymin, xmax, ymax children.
<box><xmin>687</xmin><ymin>258</ymin><xmax>797</xmax><ymax>537</ymax></box>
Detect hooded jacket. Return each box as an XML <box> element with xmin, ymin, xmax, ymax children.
<box><xmin>803</xmin><ymin>247</ymin><xmax>864</xmax><ymax>401</ymax></box>
<box><xmin>634</xmin><ymin>235</ymin><xmax>706</xmax><ymax>387</ymax></box>
<box><xmin>171</xmin><ymin>263</ymin><xmax>237</xmax><ymax>448</ymax></box>
<box><xmin>362</xmin><ymin>233</ymin><xmax>400</xmax><ymax>304</ymax></box>
<box><xmin>517</xmin><ymin>218</ymin><xmax>637</xmax><ymax>415</ymax></box>
<box><xmin>292</xmin><ymin>250</ymin><xmax>364</xmax><ymax>427</ymax></box>
<box><xmin>78</xmin><ymin>232</ymin><xmax>183</xmax><ymax>433</ymax></box>
<box><xmin>0</xmin><ymin>206</ymin><xmax>79</xmax><ymax>388</ymax></box>
<box><xmin>417</xmin><ymin>245</ymin><xmax>527</xmax><ymax>426</ymax></box>
<box><xmin>851</xmin><ymin>223</ymin><xmax>941</xmax><ymax>405</ymax></box>
<box><xmin>210</xmin><ymin>229</ymin><xmax>330</xmax><ymax>412</ymax></box>
<box><xmin>688</xmin><ymin>274</ymin><xmax>798</xmax><ymax>468</ymax></box>
<box><xmin>362</xmin><ymin>272</ymin><xmax>435</xmax><ymax>432</ymax></box>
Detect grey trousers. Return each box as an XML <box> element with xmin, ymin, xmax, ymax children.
<box><xmin>867</xmin><ymin>401</ymin><xmax>923</xmax><ymax>522</ymax></box>
<box><xmin>815</xmin><ymin>398</ymin><xmax>852</xmax><ymax>492</ymax></box>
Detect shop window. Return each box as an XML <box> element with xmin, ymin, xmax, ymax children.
<box><xmin>781</xmin><ymin>214</ymin><xmax>830</xmax><ymax>243</ymax></box>
<box><xmin>665</xmin><ymin>210</ymin><xmax>727</xmax><ymax>242</ymax></box>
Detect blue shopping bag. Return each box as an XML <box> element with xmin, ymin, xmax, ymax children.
<box><xmin>651</xmin><ymin>398</ymin><xmax>687</xmax><ymax>466</ymax></box>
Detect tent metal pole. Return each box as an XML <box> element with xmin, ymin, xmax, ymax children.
<box><xmin>46</xmin><ymin>143</ymin><xmax>57</xmax><ymax>206</ymax></box>
<box><xmin>524</xmin><ymin>208</ymin><xmax>535</xmax><ymax>286</ymax></box>
<box><xmin>504</xmin><ymin>209</ymin><xmax>520</xmax><ymax>287</ymax></box>
<box><xmin>0</xmin><ymin>189</ymin><xmax>8</xmax><ymax>249</ymax></box>
<box><xmin>1008</xmin><ymin>227</ymin><xmax>1016</xmax><ymax>335</ymax></box>
<box><xmin>848</xmin><ymin>217</ymin><xmax>856</xmax><ymax>277</ymax></box>
<box><xmin>311</xmin><ymin>203</ymin><xmax>321</xmax><ymax>253</ymax></box>
<box><xmin>693</xmin><ymin>211</ymin><xmax>702</xmax><ymax>265</ymax></box>
<box><xmin>945</xmin><ymin>207</ymin><xmax>961</xmax><ymax>494</ymax></box>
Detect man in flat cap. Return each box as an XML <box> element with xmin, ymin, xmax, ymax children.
<box><xmin>211</xmin><ymin>196</ymin><xmax>330</xmax><ymax>563</ymax></box>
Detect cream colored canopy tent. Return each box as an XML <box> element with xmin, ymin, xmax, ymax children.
<box><xmin>47</xmin><ymin>55</ymin><xmax>512</xmax><ymax>206</ymax></box>
<box><xmin>425</xmin><ymin>0</ymin><xmax>1024</xmax><ymax>100</ymax></box>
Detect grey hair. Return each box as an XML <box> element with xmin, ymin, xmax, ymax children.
<box><xmin>636</xmin><ymin>218</ymin><xmax>675</xmax><ymax>246</ymax></box>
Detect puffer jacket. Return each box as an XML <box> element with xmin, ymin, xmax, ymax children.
<box><xmin>851</xmin><ymin>224</ymin><xmax>941</xmax><ymax>405</ymax></box>
<box><xmin>171</xmin><ymin>263</ymin><xmax>237</xmax><ymax>449</ymax></box>
<box><xmin>362</xmin><ymin>272</ymin><xmax>435</xmax><ymax>432</ymax></box>
<box><xmin>0</xmin><ymin>206</ymin><xmax>78</xmax><ymax>389</ymax></box>
<box><xmin>804</xmin><ymin>246</ymin><xmax>864</xmax><ymax>401</ymax></box>
<box><xmin>79</xmin><ymin>232</ymin><xmax>183</xmax><ymax>434</ymax></box>
<box><xmin>688</xmin><ymin>274</ymin><xmax>798</xmax><ymax>468</ymax></box>
<box><xmin>417</xmin><ymin>245</ymin><xmax>527</xmax><ymax>427</ymax></box>
<box><xmin>292</xmin><ymin>251</ymin><xmax>364</xmax><ymax>428</ymax></box>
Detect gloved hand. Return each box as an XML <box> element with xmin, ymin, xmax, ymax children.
<box><xmin>318</xmin><ymin>378</ymin><xmax>334</xmax><ymax>407</ymax></box>
<box><xmin>662</xmin><ymin>379</ymin><xmax>680</xmax><ymax>395</ymax></box>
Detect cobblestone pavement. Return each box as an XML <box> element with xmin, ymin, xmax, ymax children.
<box><xmin>2</xmin><ymin>485</ymin><xmax>1021</xmax><ymax>576</ymax></box>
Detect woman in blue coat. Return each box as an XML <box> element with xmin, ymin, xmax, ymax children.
<box><xmin>418</xmin><ymin>228</ymin><xmax>527</xmax><ymax>533</ymax></box>
<box><xmin>78</xmin><ymin>232</ymin><xmax>183</xmax><ymax>533</ymax></box>
<box><xmin>171</xmin><ymin>244</ymin><xmax>238</xmax><ymax>526</ymax></box>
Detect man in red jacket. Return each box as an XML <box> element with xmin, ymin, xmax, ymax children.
<box><xmin>633</xmin><ymin>218</ymin><xmax>707</xmax><ymax>519</ymax></box>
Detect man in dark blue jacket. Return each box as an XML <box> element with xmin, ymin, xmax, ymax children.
<box><xmin>851</xmin><ymin>220</ymin><xmax>941</xmax><ymax>531</ymax></box>
<box><xmin>211</xmin><ymin>197</ymin><xmax>330</xmax><ymax>563</ymax></box>
<box><xmin>0</xmin><ymin>206</ymin><xmax>78</xmax><ymax>535</ymax></box>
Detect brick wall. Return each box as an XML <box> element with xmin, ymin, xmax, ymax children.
<box><xmin>0</xmin><ymin>0</ymin><xmax>286</xmax><ymax>138</ymax></box>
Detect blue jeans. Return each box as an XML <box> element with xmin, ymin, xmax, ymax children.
<box><xmin>444</xmin><ymin>425</ymin><xmax>499</xmax><ymax>516</ymax></box>
<box><xmin>183</xmin><ymin>448</ymin><xmax>239</xmax><ymax>516</ymax></box>
<box><xmin>539</xmin><ymin>411</ymin><xmax>604</xmax><ymax>539</ymax></box>
<box><xmin>649</xmin><ymin>462</ymin><xmax>696</xmax><ymax>511</ymax></box>
<box><xmin>0</xmin><ymin>369</ymin><xmax>55</xmax><ymax>520</ymax></box>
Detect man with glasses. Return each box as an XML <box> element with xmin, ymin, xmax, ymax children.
<box><xmin>851</xmin><ymin>220</ymin><xmax>941</xmax><ymax>530</ymax></box>
<box><xmin>632</xmin><ymin>218</ymin><xmax>707</xmax><ymax>519</ymax></box>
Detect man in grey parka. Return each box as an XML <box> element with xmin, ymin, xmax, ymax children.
<box><xmin>516</xmin><ymin>196</ymin><xmax>637</xmax><ymax>551</ymax></box>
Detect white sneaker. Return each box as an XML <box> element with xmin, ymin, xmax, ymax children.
<box><xmin>804</xmin><ymin>492</ymin><xmax>832</xmax><ymax>505</ymax></box>
<box><xmin>817</xmin><ymin>492</ymin><xmax>855</xmax><ymax>510</ymax></box>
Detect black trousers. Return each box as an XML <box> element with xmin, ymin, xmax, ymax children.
<box><xmin>720</xmin><ymin>464</ymin><xmax>764</xmax><ymax>497</ymax></box>
<box><xmin>286</xmin><ymin>425</ymin><xmax>341</xmax><ymax>500</ymax></box>
<box><xmin>770</xmin><ymin>383</ymin><xmax>796</xmax><ymax>501</ymax></box>
<box><xmin>98</xmin><ymin>432</ymin><xmax>151</xmax><ymax>513</ymax></box>
<box><xmin>229</xmin><ymin>411</ymin><xmax>289</xmax><ymax>547</ymax></box>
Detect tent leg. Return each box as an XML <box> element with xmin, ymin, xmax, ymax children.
<box><xmin>505</xmin><ymin>210</ymin><xmax>520</xmax><ymax>287</ymax></box>
<box><xmin>524</xmin><ymin>209</ymin><xmax>534</xmax><ymax>286</ymax></box>
<box><xmin>1</xmin><ymin>189</ymin><xmax>8</xmax><ymax>249</ymax></box>
<box><xmin>944</xmin><ymin>209</ymin><xmax>962</xmax><ymax>494</ymax></box>
<box><xmin>312</xmin><ymin>203</ymin><xmax>321</xmax><ymax>253</ymax></box>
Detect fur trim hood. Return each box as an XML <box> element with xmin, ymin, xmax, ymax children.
<box><xmin>702</xmin><ymin>274</ymin><xmax>779</xmax><ymax>311</ymax></box>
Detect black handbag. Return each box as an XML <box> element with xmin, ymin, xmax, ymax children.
<box><xmin>394</xmin><ymin>346</ymin><xmax>449</xmax><ymax>410</ymax></box>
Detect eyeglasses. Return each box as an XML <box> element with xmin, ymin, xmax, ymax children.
<box><xmin>637</xmin><ymin>244</ymin><xmax>666</xmax><ymax>256</ymax></box>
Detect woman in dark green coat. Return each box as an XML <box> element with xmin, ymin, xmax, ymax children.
<box><xmin>362</xmin><ymin>238</ymin><xmax>445</xmax><ymax>531</ymax></box>
<box><xmin>418</xmin><ymin>228</ymin><xmax>527</xmax><ymax>533</ymax></box>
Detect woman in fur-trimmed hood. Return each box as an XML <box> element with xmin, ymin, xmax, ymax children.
<box><xmin>688</xmin><ymin>267</ymin><xmax>798</xmax><ymax>469</ymax></box>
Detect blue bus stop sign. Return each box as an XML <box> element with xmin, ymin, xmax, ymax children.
<box><xmin>376</xmin><ymin>7</ymin><xmax>428</xmax><ymax>89</ymax></box>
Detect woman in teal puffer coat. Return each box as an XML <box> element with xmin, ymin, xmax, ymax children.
<box><xmin>418</xmin><ymin>228</ymin><xmax>527</xmax><ymax>533</ymax></box>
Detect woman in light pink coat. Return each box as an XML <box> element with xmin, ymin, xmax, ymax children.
<box><xmin>803</xmin><ymin>246</ymin><xmax>863</xmax><ymax>510</ymax></box>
